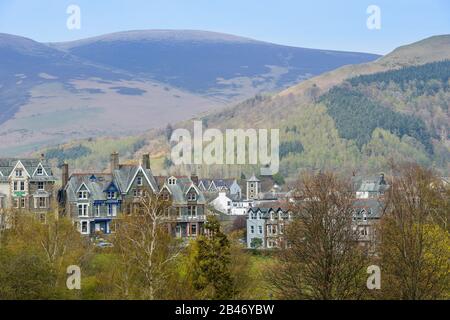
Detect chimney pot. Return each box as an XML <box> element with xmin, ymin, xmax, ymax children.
<box><xmin>142</xmin><ymin>154</ymin><xmax>151</xmax><ymax>170</ymax></box>
<box><xmin>61</xmin><ymin>163</ymin><xmax>69</xmax><ymax>188</ymax></box>
<box><xmin>111</xmin><ymin>152</ymin><xmax>119</xmax><ymax>173</ymax></box>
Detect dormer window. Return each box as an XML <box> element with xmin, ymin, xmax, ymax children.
<box><xmin>15</xmin><ymin>169</ymin><xmax>23</xmax><ymax>177</ymax></box>
<box><xmin>107</xmin><ymin>191</ymin><xmax>116</xmax><ymax>199</ymax></box>
<box><xmin>37</xmin><ymin>167</ymin><xmax>43</xmax><ymax>175</ymax></box>
<box><xmin>78</xmin><ymin>191</ymin><xmax>88</xmax><ymax>200</ymax></box>
<box><xmin>137</xmin><ymin>176</ymin><xmax>143</xmax><ymax>186</ymax></box>
<box><xmin>188</xmin><ymin>192</ymin><xmax>197</xmax><ymax>201</ymax></box>
<box><xmin>168</xmin><ymin>177</ymin><xmax>177</xmax><ymax>185</ymax></box>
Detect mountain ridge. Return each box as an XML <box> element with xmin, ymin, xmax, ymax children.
<box><xmin>0</xmin><ymin>30</ymin><xmax>381</xmax><ymax>155</ymax></box>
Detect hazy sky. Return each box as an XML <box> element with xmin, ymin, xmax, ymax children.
<box><xmin>0</xmin><ymin>0</ymin><xmax>448</xmax><ymax>54</ymax></box>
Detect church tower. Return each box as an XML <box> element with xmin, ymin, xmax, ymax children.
<box><xmin>246</xmin><ymin>174</ymin><xmax>261</xmax><ymax>200</ymax></box>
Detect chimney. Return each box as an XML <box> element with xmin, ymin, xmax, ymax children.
<box><xmin>62</xmin><ymin>162</ymin><xmax>69</xmax><ymax>188</ymax></box>
<box><xmin>111</xmin><ymin>152</ymin><xmax>119</xmax><ymax>173</ymax></box>
<box><xmin>191</xmin><ymin>173</ymin><xmax>199</xmax><ymax>186</ymax></box>
<box><xmin>40</xmin><ymin>153</ymin><xmax>45</xmax><ymax>162</ymax></box>
<box><xmin>142</xmin><ymin>153</ymin><xmax>151</xmax><ymax>170</ymax></box>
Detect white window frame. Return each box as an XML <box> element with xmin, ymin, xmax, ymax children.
<box><xmin>78</xmin><ymin>204</ymin><xmax>89</xmax><ymax>217</ymax></box>
<box><xmin>38</xmin><ymin>197</ymin><xmax>47</xmax><ymax>209</ymax></box>
<box><xmin>78</xmin><ymin>191</ymin><xmax>88</xmax><ymax>200</ymax></box>
<box><xmin>187</xmin><ymin>205</ymin><xmax>197</xmax><ymax>217</ymax></box>
<box><xmin>80</xmin><ymin>220</ymin><xmax>89</xmax><ymax>234</ymax></box>
<box><xmin>95</xmin><ymin>205</ymin><xmax>101</xmax><ymax>217</ymax></box>
<box><xmin>188</xmin><ymin>192</ymin><xmax>197</xmax><ymax>201</ymax></box>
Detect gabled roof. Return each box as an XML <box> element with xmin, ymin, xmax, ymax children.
<box><xmin>31</xmin><ymin>162</ymin><xmax>49</xmax><ymax>177</ymax></box>
<box><xmin>355</xmin><ymin>175</ymin><xmax>389</xmax><ymax>193</ymax></box>
<box><xmin>248</xmin><ymin>207</ymin><xmax>290</xmax><ymax>219</ymax></box>
<box><xmin>156</xmin><ymin>176</ymin><xmax>206</xmax><ymax>205</ymax></box>
<box><xmin>352</xmin><ymin>199</ymin><xmax>384</xmax><ymax>219</ymax></box>
<box><xmin>198</xmin><ymin>178</ymin><xmax>240</xmax><ymax>192</ymax></box>
<box><xmin>65</xmin><ymin>173</ymin><xmax>113</xmax><ymax>202</ymax></box>
<box><xmin>112</xmin><ymin>165</ymin><xmax>159</xmax><ymax>194</ymax></box>
<box><xmin>247</xmin><ymin>175</ymin><xmax>260</xmax><ymax>182</ymax></box>
<box><xmin>8</xmin><ymin>160</ymin><xmax>30</xmax><ymax>178</ymax></box>
<box><xmin>0</xmin><ymin>158</ymin><xmax>55</xmax><ymax>182</ymax></box>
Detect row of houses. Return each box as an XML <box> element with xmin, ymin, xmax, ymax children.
<box><xmin>244</xmin><ymin>174</ymin><xmax>389</xmax><ymax>250</ymax></box>
<box><xmin>0</xmin><ymin>154</ymin><xmax>289</xmax><ymax>241</ymax></box>
<box><xmin>0</xmin><ymin>154</ymin><xmax>208</xmax><ymax>239</ymax></box>
<box><xmin>0</xmin><ymin>157</ymin><xmax>57</xmax><ymax>221</ymax></box>
<box><xmin>61</xmin><ymin>153</ymin><xmax>209</xmax><ymax>238</ymax></box>
<box><xmin>2</xmin><ymin>155</ymin><xmax>443</xmax><ymax>250</ymax></box>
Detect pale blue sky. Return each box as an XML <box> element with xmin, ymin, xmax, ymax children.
<box><xmin>0</xmin><ymin>0</ymin><xmax>448</xmax><ymax>54</ymax></box>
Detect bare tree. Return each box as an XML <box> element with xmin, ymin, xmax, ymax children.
<box><xmin>112</xmin><ymin>192</ymin><xmax>182</xmax><ymax>299</ymax></box>
<box><xmin>0</xmin><ymin>209</ymin><xmax>14</xmax><ymax>248</ymax></box>
<box><xmin>379</xmin><ymin>163</ymin><xmax>450</xmax><ymax>299</ymax></box>
<box><xmin>267</xmin><ymin>171</ymin><xmax>368</xmax><ymax>300</ymax></box>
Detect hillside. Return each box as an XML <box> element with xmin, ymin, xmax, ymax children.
<box><xmin>52</xmin><ymin>30</ymin><xmax>379</xmax><ymax>98</ymax></box>
<box><xmin>0</xmin><ymin>30</ymin><xmax>379</xmax><ymax>156</ymax></box>
<box><xmin>38</xmin><ymin>35</ymin><xmax>450</xmax><ymax>177</ymax></box>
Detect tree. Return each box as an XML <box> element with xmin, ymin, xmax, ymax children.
<box><xmin>250</xmin><ymin>238</ymin><xmax>263</xmax><ymax>249</ymax></box>
<box><xmin>7</xmin><ymin>212</ymin><xmax>87</xmax><ymax>290</ymax></box>
<box><xmin>112</xmin><ymin>192</ymin><xmax>181</xmax><ymax>299</ymax></box>
<box><xmin>0</xmin><ymin>208</ymin><xmax>87</xmax><ymax>299</ymax></box>
<box><xmin>266</xmin><ymin>172</ymin><xmax>368</xmax><ymax>300</ymax></box>
<box><xmin>379</xmin><ymin>163</ymin><xmax>450</xmax><ymax>299</ymax></box>
<box><xmin>230</xmin><ymin>216</ymin><xmax>247</xmax><ymax>233</ymax></box>
<box><xmin>192</xmin><ymin>216</ymin><xmax>235</xmax><ymax>299</ymax></box>
<box><xmin>272</xmin><ymin>173</ymin><xmax>286</xmax><ymax>185</ymax></box>
<box><xmin>0</xmin><ymin>248</ymin><xmax>57</xmax><ymax>300</ymax></box>
<box><xmin>0</xmin><ymin>209</ymin><xmax>17</xmax><ymax>248</ymax></box>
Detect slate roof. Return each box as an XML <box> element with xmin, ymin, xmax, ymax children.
<box><xmin>355</xmin><ymin>174</ymin><xmax>389</xmax><ymax>194</ymax></box>
<box><xmin>112</xmin><ymin>165</ymin><xmax>159</xmax><ymax>193</ymax></box>
<box><xmin>199</xmin><ymin>178</ymin><xmax>238</xmax><ymax>191</ymax></box>
<box><xmin>0</xmin><ymin>158</ymin><xmax>56</xmax><ymax>182</ymax></box>
<box><xmin>65</xmin><ymin>173</ymin><xmax>114</xmax><ymax>202</ymax></box>
<box><xmin>352</xmin><ymin>199</ymin><xmax>384</xmax><ymax>219</ymax></box>
<box><xmin>248</xmin><ymin>207</ymin><xmax>290</xmax><ymax>219</ymax></box>
<box><xmin>157</xmin><ymin>176</ymin><xmax>206</xmax><ymax>205</ymax></box>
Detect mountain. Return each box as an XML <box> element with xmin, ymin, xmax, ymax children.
<box><xmin>0</xmin><ymin>30</ymin><xmax>380</xmax><ymax>156</ymax></box>
<box><xmin>43</xmin><ymin>35</ymin><xmax>449</xmax><ymax>177</ymax></box>
<box><xmin>195</xmin><ymin>35</ymin><xmax>450</xmax><ymax>176</ymax></box>
<box><xmin>0</xmin><ymin>33</ymin><xmax>127</xmax><ymax>124</ymax></box>
<box><xmin>51</xmin><ymin>30</ymin><xmax>379</xmax><ymax>98</ymax></box>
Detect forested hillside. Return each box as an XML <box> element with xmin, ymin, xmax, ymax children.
<box><xmin>39</xmin><ymin>37</ymin><xmax>450</xmax><ymax>178</ymax></box>
<box><xmin>277</xmin><ymin>60</ymin><xmax>449</xmax><ymax>176</ymax></box>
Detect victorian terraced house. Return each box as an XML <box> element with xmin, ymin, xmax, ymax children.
<box><xmin>247</xmin><ymin>207</ymin><xmax>291</xmax><ymax>249</ymax></box>
<box><xmin>156</xmin><ymin>175</ymin><xmax>207</xmax><ymax>238</ymax></box>
<box><xmin>0</xmin><ymin>157</ymin><xmax>56</xmax><ymax>218</ymax></box>
<box><xmin>60</xmin><ymin>153</ymin><xmax>207</xmax><ymax>238</ymax></box>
